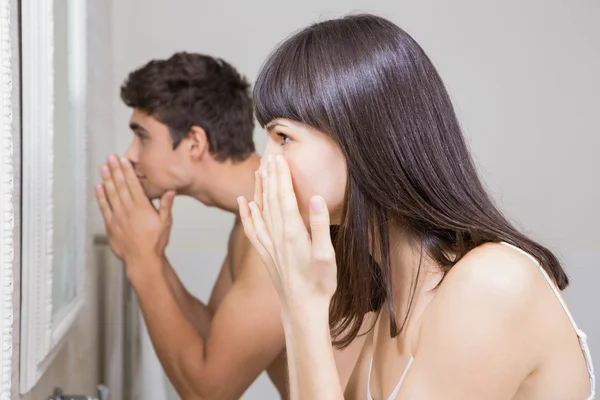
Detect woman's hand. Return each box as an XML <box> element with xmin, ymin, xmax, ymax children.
<box><xmin>237</xmin><ymin>154</ymin><xmax>338</xmax><ymax>311</ymax></box>
<box><xmin>238</xmin><ymin>155</ymin><xmax>345</xmax><ymax>400</ymax></box>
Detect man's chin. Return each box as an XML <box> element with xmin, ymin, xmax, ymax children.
<box><xmin>145</xmin><ymin>189</ymin><xmax>178</xmax><ymax>201</ymax></box>
<box><xmin>139</xmin><ymin>179</ymin><xmax>180</xmax><ymax>201</ymax></box>
<box><xmin>141</xmin><ymin>187</ymin><xmax>162</xmax><ymax>201</ymax></box>
<box><xmin>147</xmin><ymin>192</ymin><xmax>165</xmax><ymax>201</ymax></box>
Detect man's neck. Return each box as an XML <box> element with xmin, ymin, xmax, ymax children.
<box><xmin>188</xmin><ymin>152</ymin><xmax>260</xmax><ymax>214</ymax></box>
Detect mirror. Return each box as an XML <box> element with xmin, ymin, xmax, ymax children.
<box><xmin>19</xmin><ymin>0</ymin><xmax>87</xmax><ymax>392</ymax></box>
<box><xmin>52</xmin><ymin>0</ymin><xmax>86</xmax><ymax>320</ymax></box>
<box><xmin>52</xmin><ymin>0</ymin><xmax>78</xmax><ymax>318</ymax></box>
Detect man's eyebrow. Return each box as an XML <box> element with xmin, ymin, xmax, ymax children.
<box><xmin>129</xmin><ymin>122</ymin><xmax>148</xmax><ymax>133</ymax></box>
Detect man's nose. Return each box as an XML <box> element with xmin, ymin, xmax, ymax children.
<box><xmin>124</xmin><ymin>144</ymin><xmax>138</xmax><ymax>164</ymax></box>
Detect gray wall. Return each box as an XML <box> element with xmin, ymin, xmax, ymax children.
<box><xmin>108</xmin><ymin>0</ymin><xmax>600</xmax><ymax>398</ymax></box>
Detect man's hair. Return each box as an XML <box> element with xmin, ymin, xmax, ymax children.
<box><xmin>121</xmin><ymin>52</ymin><xmax>255</xmax><ymax>162</ymax></box>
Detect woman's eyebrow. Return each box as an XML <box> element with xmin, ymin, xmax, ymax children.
<box><xmin>265</xmin><ymin>121</ymin><xmax>289</xmax><ymax>131</ymax></box>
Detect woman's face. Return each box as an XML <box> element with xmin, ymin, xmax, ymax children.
<box><xmin>262</xmin><ymin>119</ymin><xmax>347</xmax><ymax>226</ymax></box>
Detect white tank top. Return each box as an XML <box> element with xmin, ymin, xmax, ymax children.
<box><xmin>367</xmin><ymin>242</ymin><xmax>596</xmax><ymax>400</ymax></box>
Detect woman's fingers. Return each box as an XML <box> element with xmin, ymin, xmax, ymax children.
<box><xmin>309</xmin><ymin>196</ymin><xmax>335</xmax><ymax>264</ymax></box>
<box><xmin>267</xmin><ymin>156</ymin><xmax>283</xmax><ymax>242</ymax></box>
<box><xmin>254</xmin><ymin>170</ymin><xmax>263</xmax><ymax>210</ymax></box>
<box><xmin>308</xmin><ymin>195</ymin><xmax>338</xmax><ymax>295</ymax></box>
<box><xmin>250</xmin><ymin>201</ymin><xmax>275</xmax><ymax>254</ymax></box>
<box><xmin>275</xmin><ymin>155</ymin><xmax>304</xmax><ymax>233</ymax></box>
<box><xmin>261</xmin><ymin>164</ymin><xmax>273</xmax><ymax>237</ymax></box>
<box><xmin>245</xmin><ymin>156</ymin><xmax>337</xmax><ymax>299</ymax></box>
<box><xmin>237</xmin><ymin>196</ymin><xmax>273</xmax><ymax>261</ymax></box>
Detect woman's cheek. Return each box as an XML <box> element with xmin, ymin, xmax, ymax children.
<box><xmin>285</xmin><ymin>154</ymin><xmax>346</xmax><ymax>224</ymax></box>
<box><xmin>285</xmin><ymin>157</ymin><xmax>312</xmax><ymax>222</ymax></box>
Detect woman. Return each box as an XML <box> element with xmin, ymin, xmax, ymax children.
<box><xmin>237</xmin><ymin>14</ymin><xmax>595</xmax><ymax>400</ymax></box>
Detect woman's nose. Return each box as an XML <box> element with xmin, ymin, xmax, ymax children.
<box><xmin>262</xmin><ymin>141</ymin><xmax>282</xmax><ymax>157</ymax></box>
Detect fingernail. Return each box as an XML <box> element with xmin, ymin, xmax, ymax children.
<box><xmin>276</xmin><ymin>155</ymin><xmax>283</xmax><ymax>165</ymax></box>
<box><xmin>120</xmin><ymin>157</ymin><xmax>129</xmax><ymax>166</ymax></box>
<box><xmin>268</xmin><ymin>155</ymin><xmax>273</xmax><ymax>165</ymax></box>
<box><xmin>95</xmin><ymin>184</ymin><xmax>102</xmax><ymax>193</ymax></box>
<box><xmin>248</xmin><ymin>201</ymin><xmax>254</xmax><ymax>211</ymax></box>
<box><xmin>236</xmin><ymin>196</ymin><xmax>243</xmax><ymax>206</ymax></box>
<box><xmin>100</xmin><ymin>165</ymin><xmax>110</xmax><ymax>177</ymax></box>
<box><xmin>108</xmin><ymin>155</ymin><xmax>118</xmax><ymax>165</ymax></box>
<box><xmin>310</xmin><ymin>197</ymin><xmax>324</xmax><ymax>211</ymax></box>
<box><xmin>261</xmin><ymin>169</ymin><xmax>267</xmax><ymax>179</ymax></box>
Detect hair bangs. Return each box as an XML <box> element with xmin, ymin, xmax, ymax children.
<box><xmin>253</xmin><ymin>29</ymin><xmax>330</xmax><ymax>131</ymax></box>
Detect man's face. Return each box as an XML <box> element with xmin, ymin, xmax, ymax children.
<box><xmin>124</xmin><ymin>109</ymin><xmax>192</xmax><ymax>199</ymax></box>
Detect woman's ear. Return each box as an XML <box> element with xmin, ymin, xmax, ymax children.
<box><xmin>187</xmin><ymin>125</ymin><xmax>208</xmax><ymax>160</ymax></box>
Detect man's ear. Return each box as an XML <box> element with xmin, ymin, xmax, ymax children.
<box><xmin>187</xmin><ymin>126</ymin><xmax>208</xmax><ymax>160</ymax></box>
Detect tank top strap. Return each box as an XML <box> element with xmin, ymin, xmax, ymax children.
<box><xmin>367</xmin><ymin>356</ymin><xmax>414</xmax><ymax>400</ymax></box>
<box><xmin>500</xmin><ymin>242</ymin><xmax>580</xmax><ymax>331</ymax></box>
<box><xmin>500</xmin><ymin>242</ymin><xmax>595</xmax><ymax>399</ymax></box>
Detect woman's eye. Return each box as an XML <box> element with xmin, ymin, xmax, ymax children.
<box><xmin>276</xmin><ymin>132</ymin><xmax>290</xmax><ymax>146</ymax></box>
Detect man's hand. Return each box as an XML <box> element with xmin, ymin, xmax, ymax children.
<box><xmin>94</xmin><ymin>154</ymin><xmax>175</xmax><ymax>265</ymax></box>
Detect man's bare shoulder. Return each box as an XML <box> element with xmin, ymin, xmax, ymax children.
<box><xmin>227</xmin><ymin>218</ymin><xmax>266</xmax><ymax>281</ymax></box>
<box><xmin>209</xmin><ymin>218</ymin><xmax>278</xmax><ymax>309</ymax></box>
<box><xmin>209</xmin><ymin>220</ymin><xmax>247</xmax><ymax>307</ymax></box>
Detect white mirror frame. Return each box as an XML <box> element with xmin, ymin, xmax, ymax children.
<box><xmin>19</xmin><ymin>0</ymin><xmax>87</xmax><ymax>393</ymax></box>
<box><xmin>0</xmin><ymin>0</ymin><xmax>14</xmax><ymax>396</ymax></box>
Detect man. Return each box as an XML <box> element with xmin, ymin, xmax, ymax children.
<box><xmin>95</xmin><ymin>52</ymin><xmax>366</xmax><ymax>399</ymax></box>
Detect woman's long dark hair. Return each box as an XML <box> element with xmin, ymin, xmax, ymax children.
<box><xmin>253</xmin><ymin>13</ymin><xmax>568</xmax><ymax>348</ymax></box>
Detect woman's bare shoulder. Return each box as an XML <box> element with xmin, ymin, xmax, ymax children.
<box><xmin>447</xmin><ymin>242</ymin><xmax>545</xmax><ymax>293</ymax></box>
<box><xmin>415</xmin><ymin>242</ymin><xmax>551</xmax><ymax>370</ymax></box>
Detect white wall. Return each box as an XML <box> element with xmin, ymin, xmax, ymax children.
<box><xmin>110</xmin><ymin>1</ymin><xmax>600</xmax><ymax>398</ymax></box>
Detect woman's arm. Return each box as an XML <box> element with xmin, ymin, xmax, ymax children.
<box><xmin>237</xmin><ymin>155</ymin><xmax>344</xmax><ymax>400</ymax></box>
<box><xmin>282</xmin><ymin>301</ymin><xmax>344</xmax><ymax>400</ymax></box>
